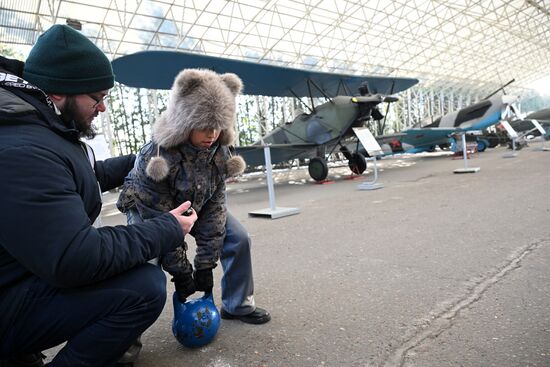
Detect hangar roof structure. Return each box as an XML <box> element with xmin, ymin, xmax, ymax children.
<box><xmin>1</xmin><ymin>0</ymin><xmax>549</xmax><ymax>95</ymax></box>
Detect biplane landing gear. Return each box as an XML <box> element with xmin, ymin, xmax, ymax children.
<box><xmin>348</xmin><ymin>152</ymin><xmax>367</xmax><ymax>175</ymax></box>
<box><xmin>340</xmin><ymin>147</ymin><xmax>367</xmax><ymax>175</ymax></box>
<box><xmin>308</xmin><ymin>157</ymin><xmax>328</xmax><ymax>181</ymax></box>
<box><xmin>438</xmin><ymin>142</ymin><xmax>451</xmax><ymax>150</ymax></box>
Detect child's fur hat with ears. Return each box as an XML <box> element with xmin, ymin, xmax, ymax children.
<box><xmin>146</xmin><ymin>68</ymin><xmax>246</xmax><ymax>181</ymax></box>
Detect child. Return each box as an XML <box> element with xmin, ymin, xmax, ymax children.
<box><xmin>117</xmin><ymin>68</ymin><xmax>245</xmax><ymax>301</ymax></box>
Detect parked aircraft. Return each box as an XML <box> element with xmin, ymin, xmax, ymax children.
<box><xmin>374</xmin><ymin>92</ymin><xmax>519</xmax><ymax>155</ymax></box>
<box><xmin>112</xmin><ymin>51</ymin><xmax>419</xmax><ymax>181</ymax></box>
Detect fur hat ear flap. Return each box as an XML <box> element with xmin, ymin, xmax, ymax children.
<box><xmin>176</xmin><ymin>69</ymin><xmax>204</xmax><ymax>94</ymax></box>
<box><xmin>220</xmin><ymin>73</ymin><xmax>243</xmax><ymax>96</ymax></box>
<box><xmin>217</xmin><ymin>128</ymin><xmax>236</xmax><ymax>146</ymax></box>
<box><xmin>226</xmin><ymin>155</ymin><xmax>246</xmax><ymax>177</ymax></box>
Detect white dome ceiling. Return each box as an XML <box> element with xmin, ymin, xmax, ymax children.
<box><xmin>1</xmin><ymin>0</ymin><xmax>549</xmax><ymax>94</ymax></box>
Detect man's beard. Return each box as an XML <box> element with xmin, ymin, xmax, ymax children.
<box><xmin>62</xmin><ymin>96</ymin><xmax>97</xmax><ymax>139</ymax></box>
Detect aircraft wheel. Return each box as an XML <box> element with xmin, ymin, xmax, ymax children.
<box><xmin>477</xmin><ymin>139</ymin><xmax>488</xmax><ymax>152</ymax></box>
<box><xmin>438</xmin><ymin>142</ymin><xmax>450</xmax><ymax>150</ymax></box>
<box><xmin>486</xmin><ymin>133</ymin><xmax>499</xmax><ymax>148</ymax></box>
<box><xmin>308</xmin><ymin>157</ymin><xmax>328</xmax><ymax>181</ymax></box>
<box><xmin>339</xmin><ymin>146</ymin><xmax>353</xmax><ymax>160</ymax></box>
<box><xmin>348</xmin><ymin>152</ymin><xmax>367</xmax><ymax>175</ymax></box>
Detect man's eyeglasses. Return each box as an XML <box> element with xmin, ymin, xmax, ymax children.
<box><xmin>87</xmin><ymin>94</ymin><xmax>108</xmax><ymax>109</ymax></box>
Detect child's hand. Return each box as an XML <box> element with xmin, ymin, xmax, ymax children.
<box><xmin>169</xmin><ymin>201</ymin><xmax>197</xmax><ymax>234</ymax></box>
<box><xmin>172</xmin><ymin>274</ymin><xmax>196</xmax><ymax>302</ymax></box>
<box><xmin>194</xmin><ymin>268</ymin><xmax>214</xmax><ymax>293</ymax></box>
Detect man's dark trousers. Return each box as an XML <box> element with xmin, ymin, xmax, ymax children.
<box><xmin>0</xmin><ymin>264</ymin><xmax>166</xmax><ymax>366</ymax></box>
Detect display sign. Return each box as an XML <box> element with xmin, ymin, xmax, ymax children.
<box><xmin>353</xmin><ymin>127</ymin><xmax>383</xmax><ymax>156</ymax></box>
<box><xmin>499</xmin><ymin>120</ymin><xmax>518</xmax><ymax>139</ymax></box>
<box><xmin>530</xmin><ymin>119</ymin><xmax>546</xmax><ymax>135</ymax></box>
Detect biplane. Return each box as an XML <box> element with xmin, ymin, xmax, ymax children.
<box><xmin>112</xmin><ymin>51</ymin><xmax>418</xmax><ymax>181</ymax></box>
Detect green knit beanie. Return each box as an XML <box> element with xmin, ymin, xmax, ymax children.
<box><xmin>23</xmin><ymin>24</ymin><xmax>114</xmax><ymax>94</ymax></box>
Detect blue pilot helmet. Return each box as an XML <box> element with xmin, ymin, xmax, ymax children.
<box><xmin>172</xmin><ymin>291</ymin><xmax>221</xmax><ymax>348</ymax></box>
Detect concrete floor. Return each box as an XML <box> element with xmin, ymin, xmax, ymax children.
<box><xmin>46</xmin><ymin>146</ymin><xmax>550</xmax><ymax>366</ymax></box>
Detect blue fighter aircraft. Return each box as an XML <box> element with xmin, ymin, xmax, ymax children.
<box><xmin>374</xmin><ymin>93</ymin><xmax>520</xmax><ymax>155</ymax></box>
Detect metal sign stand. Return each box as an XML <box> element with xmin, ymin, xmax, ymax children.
<box><xmin>535</xmin><ymin>137</ymin><xmax>550</xmax><ymax>151</ymax></box>
<box><xmin>357</xmin><ymin>157</ymin><xmax>383</xmax><ymax>190</ymax></box>
<box><xmin>503</xmin><ymin>138</ymin><xmax>518</xmax><ymax>158</ymax></box>
<box><xmin>454</xmin><ymin>133</ymin><xmax>480</xmax><ymax>173</ymax></box>
<box><xmin>500</xmin><ymin>120</ymin><xmax>519</xmax><ymax>158</ymax></box>
<box><xmin>248</xmin><ymin>145</ymin><xmax>300</xmax><ymax>219</ymax></box>
<box><xmin>530</xmin><ymin>119</ymin><xmax>550</xmax><ymax>152</ymax></box>
<box><xmin>535</xmin><ymin>138</ymin><xmax>549</xmax><ymax>151</ymax></box>
<box><xmin>353</xmin><ymin>127</ymin><xmax>384</xmax><ymax>190</ymax></box>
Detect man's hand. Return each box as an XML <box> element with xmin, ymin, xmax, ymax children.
<box><xmin>169</xmin><ymin>201</ymin><xmax>197</xmax><ymax>234</ymax></box>
<box><xmin>194</xmin><ymin>268</ymin><xmax>214</xmax><ymax>293</ymax></box>
<box><xmin>173</xmin><ymin>274</ymin><xmax>195</xmax><ymax>303</ymax></box>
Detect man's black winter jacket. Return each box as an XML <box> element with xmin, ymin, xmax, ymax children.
<box><xmin>0</xmin><ymin>57</ymin><xmax>184</xmax><ymax>340</ymax></box>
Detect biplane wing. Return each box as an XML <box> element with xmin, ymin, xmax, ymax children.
<box><xmin>112</xmin><ymin>50</ymin><xmax>418</xmax><ymax>97</ymax></box>
<box><xmin>235</xmin><ymin>143</ymin><xmax>318</xmax><ymax>167</ymax></box>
